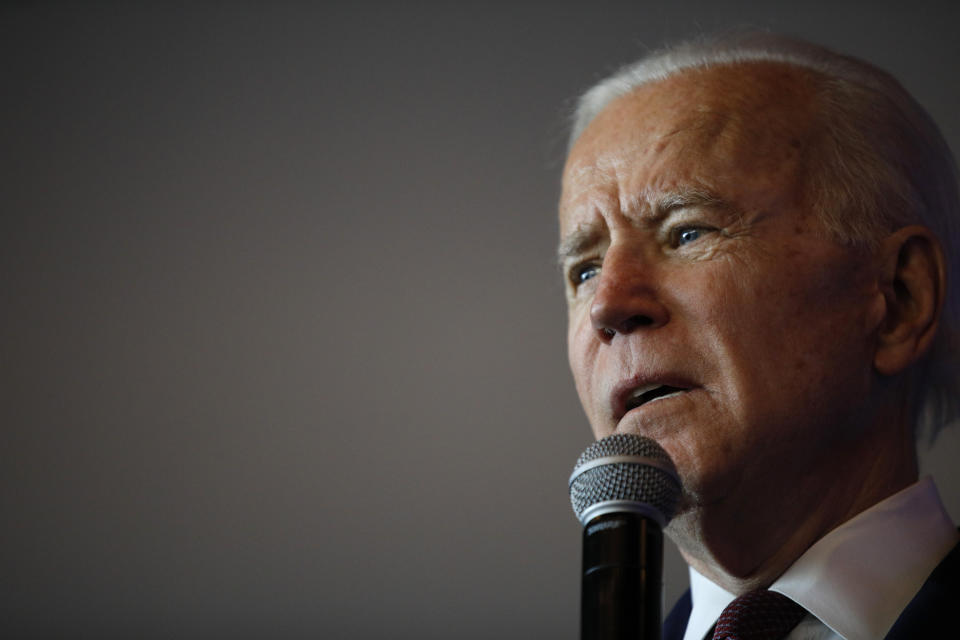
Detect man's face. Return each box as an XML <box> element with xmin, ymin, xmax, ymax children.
<box><xmin>559</xmin><ymin>65</ymin><xmax>887</xmax><ymax>525</ymax></box>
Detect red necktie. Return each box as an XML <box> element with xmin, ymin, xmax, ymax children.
<box><xmin>711</xmin><ymin>589</ymin><xmax>807</xmax><ymax>640</ymax></box>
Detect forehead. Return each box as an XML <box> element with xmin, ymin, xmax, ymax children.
<box><xmin>560</xmin><ymin>63</ymin><xmax>820</xmax><ymax>233</ymax></box>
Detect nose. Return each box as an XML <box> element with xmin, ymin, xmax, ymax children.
<box><xmin>589</xmin><ymin>246</ymin><xmax>669</xmax><ymax>340</ymax></box>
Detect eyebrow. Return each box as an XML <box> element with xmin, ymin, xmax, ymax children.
<box><xmin>556</xmin><ymin>186</ymin><xmax>732</xmax><ymax>266</ymax></box>
<box><xmin>653</xmin><ymin>187</ymin><xmax>729</xmax><ymax>215</ymax></box>
<box><xmin>556</xmin><ymin>224</ymin><xmax>604</xmax><ymax>268</ymax></box>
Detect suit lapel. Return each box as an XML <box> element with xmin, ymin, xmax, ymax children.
<box><xmin>664</xmin><ymin>540</ymin><xmax>960</xmax><ymax>640</ymax></box>
<box><xmin>884</xmin><ymin>539</ymin><xmax>960</xmax><ymax>639</ymax></box>
<box><xmin>663</xmin><ymin>589</ymin><xmax>692</xmax><ymax>640</ymax></box>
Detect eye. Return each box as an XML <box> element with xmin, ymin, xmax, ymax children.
<box><xmin>671</xmin><ymin>225</ymin><xmax>713</xmax><ymax>248</ymax></box>
<box><xmin>677</xmin><ymin>227</ymin><xmax>702</xmax><ymax>245</ymax></box>
<box><xmin>570</xmin><ymin>262</ymin><xmax>601</xmax><ymax>287</ymax></box>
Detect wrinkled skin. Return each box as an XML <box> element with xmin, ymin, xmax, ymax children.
<box><xmin>559</xmin><ymin>63</ymin><xmax>921</xmax><ymax>593</ymax></box>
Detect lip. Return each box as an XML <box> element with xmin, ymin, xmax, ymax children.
<box><xmin>610</xmin><ymin>374</ymin><xmax>696</xmax><ymax>421</ymax></box>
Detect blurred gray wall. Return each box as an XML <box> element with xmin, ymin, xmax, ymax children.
<box><xmin>3</xmin><ymin>2</ymin><xmax>959</xmax><ymax>638</ymax></box>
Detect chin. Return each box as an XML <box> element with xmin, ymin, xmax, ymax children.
<box><xmin>664</xmin><ymin>502</ymin><xmax>707</xmax><ymax>559</ymax></box>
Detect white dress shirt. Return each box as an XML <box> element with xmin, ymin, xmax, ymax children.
<box><xmin>682</xmin><ymin>477</ymin><xmax>959</xmax><ymax>640</ymax></box>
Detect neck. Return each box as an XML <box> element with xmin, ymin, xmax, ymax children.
<box><xmin>666</xmin><ymin>415</ymin><xmax>918</xmax><ymax>594</ymax></box>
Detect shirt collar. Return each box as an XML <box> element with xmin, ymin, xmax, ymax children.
<box><xmin>684</xmin><ymin>477</ymin><xmax>958</xmax><ymax>640</ymax></box>
<box><xmin>683</xmin><ymin>568</ymin><xmax>735</xmax><ymax>640</ymax></box>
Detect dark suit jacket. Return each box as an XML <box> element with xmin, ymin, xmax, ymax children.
<box><xmin>663</xmin><ymin>540</ymin><xmax>960</xmax><ymax>640</ymax></box>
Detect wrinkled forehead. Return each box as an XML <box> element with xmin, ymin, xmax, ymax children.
<box><xmin>560</xmin><ymin>62</ymin><xmax>821</xmax><ymax>229</ymax></box>
<box><xmin>570</xmin><ymin>61</ymin><xmax>822</xmax><ymax>160</ymax></box>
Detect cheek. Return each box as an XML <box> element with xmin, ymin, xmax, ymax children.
<box><xmin>567</xmin><ymin>313</ymin><xmax>602</xmax><ymax>413</ymax></box>
<box><xmin>709</xmin><ymin>260</ymin><xmax>875</xmax><ymax>423</ymax></box>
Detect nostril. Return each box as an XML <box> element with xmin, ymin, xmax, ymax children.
<box><xmin>597</xmin><ymin>315</ymin><xmax>654</xmax><ymax>340</ymax></box>
<box><xmin>621</xmin><ymin>315</ymin><xmax>654</xmax><ymax>332</ymax></box>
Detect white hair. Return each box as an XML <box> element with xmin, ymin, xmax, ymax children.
<box><xmin>569</xmin><ymin>32</ymin><xmax>960</xmax><ymax>442</ymax></box>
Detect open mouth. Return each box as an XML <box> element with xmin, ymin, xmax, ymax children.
<box><xmin>624</xmin><ymin>384</ymin><xmax>687</xmax><ymax>412</ymax></box>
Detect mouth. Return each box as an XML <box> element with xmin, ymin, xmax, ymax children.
<box><xmin>619</xmin><ymin>383</ymin><xmax>689</xmax><ymax>416</ymax></box>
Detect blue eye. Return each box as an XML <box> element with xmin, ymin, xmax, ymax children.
<box><xmin>575</xmin><ymin>264</ymin><xmax>600</xmax><ymax>285</ymax></box>
<box><xmin>677</xmin><ymin>228</ymin><xmax>702</xmax><ymax>245</ymax></box>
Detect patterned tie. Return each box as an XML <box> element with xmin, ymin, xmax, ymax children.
<box><xmin>711</xmin><ymin>589</ymin><xmax>807</xmax><ymax>640</ymax></box>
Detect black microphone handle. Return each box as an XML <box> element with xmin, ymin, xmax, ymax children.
<box><xmin>581</xmin><ymin>510</ymin><xmax>664</xmax><ymax>640</ymax></box>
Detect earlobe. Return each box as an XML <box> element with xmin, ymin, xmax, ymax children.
<box><xmin>873</xmin><ymin>226</ymin><xmax>946</xmax><ymax>375</ymax></box>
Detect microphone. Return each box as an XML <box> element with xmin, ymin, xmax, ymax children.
<box><xmin>569</xmin><ymin>434</ymin><xmax>682</xmax><ymax>640</ymax></box>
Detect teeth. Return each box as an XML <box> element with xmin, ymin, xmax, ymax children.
<box><xmin>626</xmin><ymin>384</ymin><xmax>685</xmax><ymax>410</ymax></box>
<box><xmin>629</xmin><ymin>384</ymin><xmax>662</xmax><ymax>401</ymax></box>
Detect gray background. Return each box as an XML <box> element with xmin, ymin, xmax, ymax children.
<box><xmin>3</xmin><ymin>2</ymin><xmax>959</xmax><ymax>638</ymax></box>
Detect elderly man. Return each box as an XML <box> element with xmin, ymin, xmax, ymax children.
<box><xmin>558</xmin><ymin>34</ymin><xmax>960</xmax><ymax>640</ymax></box>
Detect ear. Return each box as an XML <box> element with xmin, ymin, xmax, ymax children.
<box><xmin>873</xmin><ymin>225</ymin><xmax>946</xmax><ymax>376</ymax></box>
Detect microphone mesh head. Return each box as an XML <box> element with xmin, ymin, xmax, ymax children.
<box><xmin>569</xmin><ymin>434</ymin><xmax>681</xmax><ymax>525</ymax></box>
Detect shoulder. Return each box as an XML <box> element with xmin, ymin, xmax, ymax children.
<box><xmin>885</xmin><ymin>540</ymin><xmax>960</xmax><ymax>639</ymax></box>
